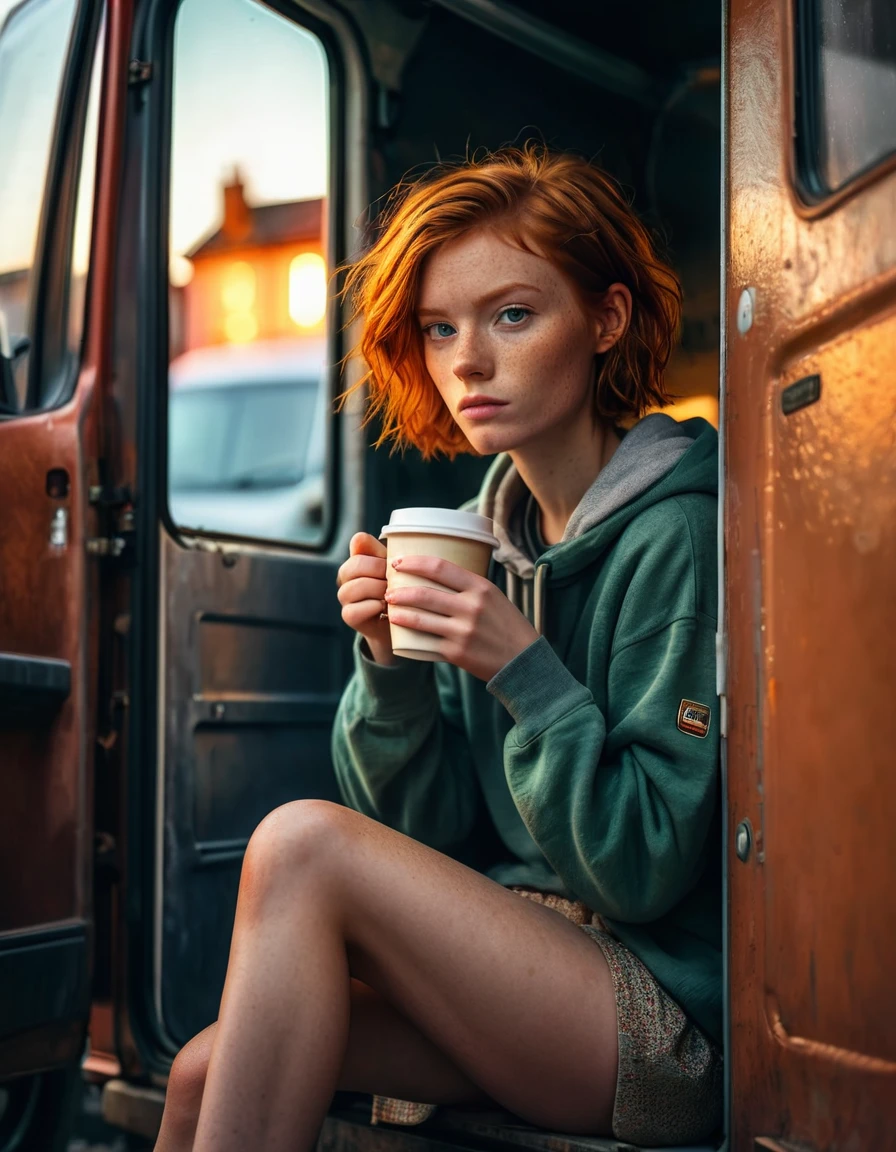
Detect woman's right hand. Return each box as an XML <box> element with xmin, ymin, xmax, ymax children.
<box><xmin>336</xmin><ymin>533</ymin><xmax>397</xmax><ymax>665</ymax></box>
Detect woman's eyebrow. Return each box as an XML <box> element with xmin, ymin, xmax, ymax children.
<box><xmin>417</xmin><ymin>282</ymin><xmax>543</xmax><ymax>318</ymax></box>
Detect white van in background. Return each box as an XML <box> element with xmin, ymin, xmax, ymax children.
<box><xmin>167</xmin><ymin>338</ymin><xmax>327</xmax><ymax>545</ymax></box>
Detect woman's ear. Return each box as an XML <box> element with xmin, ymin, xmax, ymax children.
<box><xmin>593</xmin><ymin>283</ymin><xmax>632</xmax><ymax>353</ymax></box>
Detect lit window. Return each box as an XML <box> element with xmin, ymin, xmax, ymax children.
<box><xmin>288</xmin><ymin>252</ymin><xmax>326</xmax><ymax>328</ymax></box>
<box><xmin>221</xmin><ymin>260</ymin><xmax>257</xmax><ymax>343</ymax></box>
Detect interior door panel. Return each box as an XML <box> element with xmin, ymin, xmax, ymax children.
<box><xmin>156</xmin><ymin>534</ymin><xmax>347</xmax><ymax>1044</ymax></box>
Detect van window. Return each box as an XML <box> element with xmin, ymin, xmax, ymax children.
<box><xmin>0</xmin><ymin>0</ymin><xmax>77</xmax><ymax>412</ymax></box>
<box><xmin>167</xmin><ymin>0</ymin><xmax>330</xmax><ymax>546</ymax></box>
<box><xmin>798</xmin><ymin>0</ymin><xmax>896</xmax><ymax>194</ymax></box>
<box><xmin>67</xmin><ymin>17</ymin><xmax>102</xmax><ymax>366</ymax></box>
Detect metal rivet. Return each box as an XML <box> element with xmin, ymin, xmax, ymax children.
<box><xmin>735</xmin><ymin>819</ymin><xmax>753</xmax><ymax>862</ymax></box>
<box><xmin>736</xmin><ymin>287</ymin><xmax>755</xmax><ymax>335</ymax></box>
<box><xmin>213</xmin><ymin>702</ymin><xmax>226</xmax><ymax>719</ymax></box>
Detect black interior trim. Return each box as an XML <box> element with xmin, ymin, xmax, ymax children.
<box><xmin>429</xmin><ymin>0</ymin><xmax>664</xmax><ymax>107</ymax></box>
<box><xmin>0</xmin><ymin>923</ymin><xmax>88</xmax><ymax>1041</ymax></box>
<box><xmin>0</xmin><ymin>653</ymin><xmax>71</xmax><ymax>726</ymax></box>
<box><xmin>794</xmin><ymin>0</ymin><xmax>824</xmax><ymax>201</ymax></box>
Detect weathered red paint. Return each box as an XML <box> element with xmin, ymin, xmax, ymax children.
<box><xmin>726</xmin><ymin>0</ymin><xmax>896</xmax><ymax>1145</ymax></box>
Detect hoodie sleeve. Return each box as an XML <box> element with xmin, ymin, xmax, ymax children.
<box><xmin>486</xmin><ymin>614</ymin><xmax>719</xmax><ymax>925</ymax></box>
<box><xmin>331</xmin><ymin>635</ymin><xmax>482</xmax><ymax>851</ymax></box>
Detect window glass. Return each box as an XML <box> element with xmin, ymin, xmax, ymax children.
<box><xmin>801</xmin><ymin>0</ymin><xmax>896</xmax><ymax>193</ymax></box>
<box><xmin>67</xmin><ymin>16</ymin><xmax>103</xmax><ymax>360</ymax></box>
<box><xmin>168</xmin><ymin>0</ymin><xmax>330</xmax><ymax>546</ymax></box>
<box><xmin>0</xmin><ymin>0</ymin><xmax>78</xmax><ymax>411</ymax></box>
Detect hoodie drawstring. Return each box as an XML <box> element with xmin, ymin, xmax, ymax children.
<box><xmin>506</xmin><ymin>571</ymin><xmax>520</xmax><ymax>616</ymax></box>
<box><xmin>503</xmin><ymin>563</ymin><xmax>550</xmax><ymax>636</ymax></box>
<box><xmin>534</xmin><ymin>562</ymin><xmax>551</xmax><ymax>637</ymax></box>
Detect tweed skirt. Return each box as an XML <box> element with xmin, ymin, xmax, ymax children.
<box><xmin>371</xmin><ymin>887</ymin><xmax>722</xmax><ymax>1146</ymax></box>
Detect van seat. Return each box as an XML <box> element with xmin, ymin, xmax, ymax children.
<box><xmin>324</xmin><ymin>1097</ymin><xmax>721</xmax><ymax>1152</ymax></box>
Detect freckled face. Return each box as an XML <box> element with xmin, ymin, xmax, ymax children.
<box><xmin>416</xmin><ymin>228</ymin><xmax>601</xmax><ymax>456</ymax></box>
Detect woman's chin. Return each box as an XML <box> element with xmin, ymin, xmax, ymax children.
<box><xmin>462</xmin><ymin>427</ymin><xmax>520</xmax><ymax>457</ymax></box>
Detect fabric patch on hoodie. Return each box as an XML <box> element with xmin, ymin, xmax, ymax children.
<box><xmin>677</xmin><ymin>699</ymin><xmax>711</xmax><ymax>738</ymax></box>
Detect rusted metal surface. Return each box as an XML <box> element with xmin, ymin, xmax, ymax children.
<box><xmin>0</xmin><ymin>0</ymin><xmax>133</xmax><ymax>1063</ymax></box>
<box><xmin>726</xmin><ymin>0</ymin><xmax>896</xmax><ymax>1147</ymax></box>
<box><xmin>83</xmin><ymin>1002</ymin><xmax>122</xmax><ymax>1082</ymax></box>
<box><xmin>0</xmin><ymin>383</ymin><xmax>98</xmax><ymax>931</ymax></box>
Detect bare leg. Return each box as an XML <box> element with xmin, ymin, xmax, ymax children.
<box><xmin>192</xmin><ymin>800</ymin><xmax>618</xmax><ymax>1152</ymax></box>
<box><xmin>154</xmin><ymin>983</ymin><xmax>488</xmax><ymax>1151</ymax></box>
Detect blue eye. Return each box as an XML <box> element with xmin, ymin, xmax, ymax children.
<box><xmin>423</xmin><ymin>322</ymin><xmax>456</xmax><ymax>340</ymax></box>
<box><xmin>500</xmin><ymin>307</ymin><xmax>530</xmax><ymax>324</ymax></box>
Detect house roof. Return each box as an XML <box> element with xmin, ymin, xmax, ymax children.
<box><xmin>0</xmin><ymin>268</ymin><xmax>29</xmax><ymax>287</ymax></box>
<box><xmin>187</xmin><ymin>198</ymin><xmax>323</xmax><ymax>260</ymax></box>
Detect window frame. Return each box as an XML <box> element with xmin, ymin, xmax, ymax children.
<box><xmin>0</xmin><ymin>0</ymin><xmax>106</xmax><ymax>417</ymax></box>
<box><xmin>794</xmin><ymin>0</ymin><xmax>896</xmax><ymax>205</ymax></box>
<box><xmin>159</xmin><ymin>0</ymin><xmax>346</xmax><ymax>554</ymax></box>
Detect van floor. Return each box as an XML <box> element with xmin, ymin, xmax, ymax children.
<box><xmin>326</xmin><ymin>1095</ymin><xmax>721</xmax><ymax>1152</ymax></box>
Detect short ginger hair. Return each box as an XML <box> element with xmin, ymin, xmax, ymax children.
<box><xmin>342</xmin><ymin>144</ymin><xmax>682</xmax><ymax>460</ymax></box>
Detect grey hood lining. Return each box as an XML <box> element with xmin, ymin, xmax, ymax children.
<box><xmin>477</xmin><ymin>414</ymin><xmax>698</xmax><ymax>631</ymax></box>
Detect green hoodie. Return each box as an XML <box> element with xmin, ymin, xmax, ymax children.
<box><xmin>332</xmin><ymin>415</ymin><xmax>721</xmax><ymax>1043</ymax></box>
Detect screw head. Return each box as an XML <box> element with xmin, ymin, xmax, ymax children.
<box><xmin>735</xmin><ymin>819</ymin><xmax>753</xmax><ymax>862</ymax></box>
<box><xmin>736</xmin><ymin>287</ymin><xmax>755</xmax><ymax>335</ymax></box>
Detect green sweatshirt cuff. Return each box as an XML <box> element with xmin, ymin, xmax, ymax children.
<box><xmin>486</xmin><ymin>635</ymin><xmax>594</xmax><ymax>738</ymax></box>
<box><xmin>352</xmin><ymin>633</ymin><xmax>437</xmax><ymax>719</ymax></box>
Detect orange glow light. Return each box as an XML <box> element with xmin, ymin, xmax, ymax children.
<box><xmin>289</xmin><ymin>252</ymin><xmax>326</xmax><ymax>328</ymax></box>
<box><xmin>222</xmin><ymin>260</ymin><xmax>257</xmax><ymax>344</ymax></box>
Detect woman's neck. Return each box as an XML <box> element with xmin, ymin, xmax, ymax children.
<box><xmin>511</xmin><ymin>419</ymin><xmax>620</xmax><ymax>547</ymax></box>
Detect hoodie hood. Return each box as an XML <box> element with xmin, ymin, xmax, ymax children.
<box><xmin>475</xmin><ymin>415</ymin><xmax>718</xmax><ymax>629</ymax></box>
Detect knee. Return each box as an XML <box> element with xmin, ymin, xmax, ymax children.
<box><xmin>164</xmin><ymin>1029</ymin><xmax>212</xmax><ymax>1127</ymax></box>
<box><xmin>241</xmin><ymin>799</ymin><xmax>355</xmax><ymax>900</ymax></box>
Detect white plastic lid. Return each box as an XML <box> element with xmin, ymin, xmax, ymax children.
<box><xmin>380</xmin><ymin>506</ymin><xmax>499</xmax><ymax>549</ymax></box>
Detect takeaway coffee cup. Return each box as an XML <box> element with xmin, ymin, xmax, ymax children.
<box><xmin>380</xmin><ymin>507</ymin><xmax>500</xmax><ymax>661</ymax></box>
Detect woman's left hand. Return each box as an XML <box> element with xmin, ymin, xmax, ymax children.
<box><xmin>383</xmin><ymin>555</ymin><xmax>540</xmax><ymax>682</ymax></box>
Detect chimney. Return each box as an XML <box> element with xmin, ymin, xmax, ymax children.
<box><xmin>222</xmin><ymin>168</ymin><xmax>252</xmax><ymax>243</ymax></box>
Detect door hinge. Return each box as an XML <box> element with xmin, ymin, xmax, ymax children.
<box><xmin>88</xmin><ymin>483</ymin><xmax>135</xmax><ymax>563</ymax></box>
<box><xmin>128</xmin><ymin>59</ymin><xmax>153</xmax><ymax>87</ymax></box>
<box><xmin>89</xmin><ymin>483</ymin><xmax>133</xmax><ymax>509</ymax></box>
<box><xmin>86</xmin><ymin>535</ymin><xmax>129</xmax><ymax>558</ymax></box>
<box><xmin>715</xmin><ymin>629</ymin><xmax>728</xmax><ymax>737</ymax></box>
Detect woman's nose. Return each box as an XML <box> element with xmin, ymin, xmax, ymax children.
<box><xmin>452</xmin><ymin>330</ymin><xmax>493</xmax><ymax>381</ymax></box>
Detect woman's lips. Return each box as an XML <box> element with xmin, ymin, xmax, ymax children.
<box><xmin>460</xmin><ymin>402</ymin><xmax>508</xmax><ymax>420</ymax></box>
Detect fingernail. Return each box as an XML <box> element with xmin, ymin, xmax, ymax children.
<box><xmin>384</xmin><ymin>591</ymin><xmax>394</xmax><ymax>601</ymax></box>
<box><xmin>391</xmin><ymin>558</ymin><xmax>401</xmax><ymax>568</ymax></box>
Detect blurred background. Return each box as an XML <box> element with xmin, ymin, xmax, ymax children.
<box><xmin>0</xmin><ymin>0</ymin><xmax>331</xmax><ymax>552</ymax></box>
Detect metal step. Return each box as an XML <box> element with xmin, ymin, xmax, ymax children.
<box><xmin>100</xmin><ymin>1080</ymin><xmax>720</xmax><ymax>1152</ymax></box>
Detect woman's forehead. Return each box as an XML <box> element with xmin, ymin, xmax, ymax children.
<box><xmin>417</xmin><ymin>228</ymin><xmax>560</xmax><ymax>307</ymax></box>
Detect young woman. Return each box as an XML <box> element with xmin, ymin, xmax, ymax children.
<box><xmin>155</xmin><ymin>145</ymin><xmax>722</xmax><ymax>1152</ymax></box>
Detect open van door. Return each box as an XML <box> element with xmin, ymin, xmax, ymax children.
<box><xmin>105</xmin><ymin>0</ymin><xmax>493</xmax><ymax>1084</ymax></box>
<box><xmin>726</xmin><ymin>0</ymin><xmax>896</xmax><ymax>1146</ymax></box>
<box><xmin>0</xmin><ymin>0</ymin><xmax>132</xmax><ymax>1142</ymax></box>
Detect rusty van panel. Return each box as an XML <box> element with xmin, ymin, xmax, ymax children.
<box><xmin>726</xmin><ymin>0</ymin><xmax>896</xmax><ymax>1146</ymax></box>
<box><xmin>765</xmin><ymin>316</ymin><xmax>896</xmax><ymax>1068</ymax></box>
<box><xmin>0</xmin><ymin>0</ymin><xmax>133</xmax><ymax>1082</ymax></box>
<box><xmin>0</xmin><ymin>389</ymin><xmax>99</xmax><ymax>931</ymax></box>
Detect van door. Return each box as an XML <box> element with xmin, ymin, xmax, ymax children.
<box><xmin>726</xmin><ymin>0</ymin><xmax>896</xmax><ymax>1146</ymax></box>
<box><xmin>105</xmin><ymin>0</ymin><xmax>374</xmax><ymax>1063</ymax></box>
<box><xmin>0</xmin><ymin>0</ymin><xmax>131</xmax><ymax>1087</ymax></box>
<box><xmin>107</xmin><ymin>0</ymin><xmax>518</xmax><ymax>1078</ymax></box>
